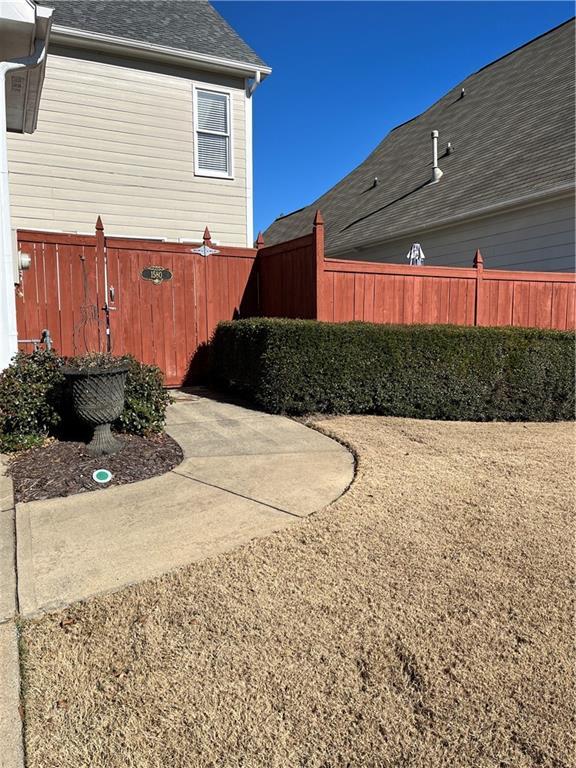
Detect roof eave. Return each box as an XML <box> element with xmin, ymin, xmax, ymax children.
<box><xmin>2</xmin><ymin>4</ymin><xmax>54</xmax><ymax>134</ymax></box>
<box><xmin>50</xmin><ymin>25</ymin><xmax>271</xmax><ymax>79</ymax></box>
<box><xmin>326</xmin><ymin>183</ymin><xmax>575</xmax><ymax>257</ymax></box>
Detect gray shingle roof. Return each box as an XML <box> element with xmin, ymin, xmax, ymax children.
<box><xmin>264</xmin><ymin>19</ymin><xmax>575</xmax><ymax>253</ymax></box>
<box><xmin>38</xmin><ymin>0</ymin><xmax>268</xmax><ymax>68</ymax></box>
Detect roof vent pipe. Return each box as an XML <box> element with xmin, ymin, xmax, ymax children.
<box><xmin>431</xmin><ymin>130</ymin><xmax>443</xmax><ymax>184</ymax></box>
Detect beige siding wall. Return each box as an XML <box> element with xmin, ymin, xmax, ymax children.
<box><xmin>336</xmin><ymin>195</ymin><xmax>575</xmax><ymax>272</ymax></box>
<box><xmin>7</xmin><ymin>48</ymin><xmax>250</xmax><ymax>246</ymax></box>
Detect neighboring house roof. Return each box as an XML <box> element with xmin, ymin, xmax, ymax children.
<box><xmin>37</xmin><ymin>0</ymin><xmax>268</xmax><ymax>69</ymax></box>
<box><xmin>264</xmin><ymin>19</ymin><xmax>575</xmax><ymax>255</ymax></box>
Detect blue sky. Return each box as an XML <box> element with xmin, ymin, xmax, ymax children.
<box><xmin>213</xmin><ymin>1</ymin><xmax>574</xmax><ymax>238</ymax></box>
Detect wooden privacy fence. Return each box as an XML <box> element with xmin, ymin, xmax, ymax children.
<box><xmin>257</xmin><ymin>228</ymin><xmax>319</xmax><ymax>319</ymax></box>
<box><xmin>16</xmin><ymin>220</ymin><xmax>258</xmax><ymax>386</ymax></box>
<box><xmin>15</xmin><ymin>211</ymin><xmax>575</xmax><ymax>386</ymax></box>
<box><xmin>258</xmin><ymin>211</ymin><xmax>576</xmax><ymax>330</ymax></box>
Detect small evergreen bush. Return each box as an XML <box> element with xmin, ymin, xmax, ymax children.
<box><xmin>0</xmin><ymin>350</ymin><xmax>65</xmax><ymax>452</ymax></box>
<box><xmin>117</xmin><ymin>356</ymin><xmax>171</xmax><ymax>436</ymax></box>
<box><xmin>212</xmin><ymin>319</ymin><xmax>574</xmax><ymax>421</ymax></box>
<box><xmin>0</xmin><ymin>352</ymin><xmax>170</xmax><ymax>452</ymax></box>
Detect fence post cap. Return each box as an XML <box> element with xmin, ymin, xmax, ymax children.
<box><xmin>256</xmin><ymin>231</ymin><xmax>264</xmax><ymax>248</ymax></box>
<box><xmin>313</xmin><ymin>209</ymin><xmax>324</xmax><ymax>227</ymax></box>
<box><xmin>95</xmin><ymin>215</ymin><xmax>104</xmax><ymax>231</ymax></box>
<box><xmin>203</xmin><ymin>226</ymin><xmax>212</xmax><ymax>244</ymax></box>
<box><xmin>473</xmin><ymin>249</ymin><xmax>484</xmax><ymax>268</ymax></box>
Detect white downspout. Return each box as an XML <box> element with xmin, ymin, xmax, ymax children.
<box><xmin>0</xmin><ymin>39</ymin><xmax>47</xmax><ymax>370</ymax></box>
<box><xmin>245</xmin><ymin>70</ymin><xmax>261</xmax><ymax>247</ymax></box>
<box><xmin>244</xmin><ymin>78</ymin><xmax>254</xmax><ymax>247</ymax></box>
<box><xmin>248</xmin><ymin>70</ymin><xmax>261</xmax><ymax>96</ymax></box>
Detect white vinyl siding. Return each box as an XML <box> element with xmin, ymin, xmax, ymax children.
<box><xmin>336</xmin><ymin>196</ymin><xmax>576</xmax><ymax>272</ymax></box>
<box><xmin>7</xmin><ymin>50</ymin><xmax>250</xmax><ymax>245</ymax></box>
<box><xmin>194</xmin><ymin>88</ymin><xmax>231</xmax><ymax>177</ymax></box>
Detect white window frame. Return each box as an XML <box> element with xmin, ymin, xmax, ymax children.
<box><xmin>193</xmin><ymin>85</ymin><xmax>234</xmax><ymax>180</ymax></box>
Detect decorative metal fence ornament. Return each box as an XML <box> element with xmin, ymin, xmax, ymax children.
<box><xmin>192</xmin><ymin>243</ymin><xmax>220</xmax><ymax>257</ymax></box>
<box><xmin>406</xmin><ymin>243</ymin><xmax>425</xmax><ymax>266</ymax></box>
<box><xmin>72</xmin><ymin>252</ymin><xmax>104</xmax><ymax>354</ymax></box>
<box><xmin>192</xmin><ymin>225</ymin><xmax>220</xmax><ymax>257</ymax></box>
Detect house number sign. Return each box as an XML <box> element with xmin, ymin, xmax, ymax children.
<box><xmin>141</xmin><ymin>266</ymin><xmax>173</xmax><ymax>285</ymax></box>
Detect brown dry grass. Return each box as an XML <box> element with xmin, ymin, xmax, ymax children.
<box><xmin>20</xmin><ymin>417</ymin><xmax>575</xmax><ymax>768</ymax></box>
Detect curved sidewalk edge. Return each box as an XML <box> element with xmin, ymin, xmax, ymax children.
<box><xmin>14</xmin><ymin>392</ymin><xmax>354</xmax><ymax>618</ymax></box>
<box><xmin>0</xmin><ymin>455</ymin><xmax>24</xmax><ymax>768</ymax></box>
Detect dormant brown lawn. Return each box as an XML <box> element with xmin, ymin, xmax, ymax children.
<box><xmin>21</xmin><ymin>417</ymin><xmax>574</xmax><ymax>768</ymax></box>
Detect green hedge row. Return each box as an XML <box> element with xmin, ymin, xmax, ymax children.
<box><xmin>211</xmin><ymin>319</ymin><xmax>574</xmax><ymax>421</ymax></box>
<box><xmin>0</xmin><ymin>351</ymin><xmax>170</xmax><ymax>453</ymax></box>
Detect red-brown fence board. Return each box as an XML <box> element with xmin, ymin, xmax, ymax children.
<box><xmin>258</xmin><ymin>233</ymin><xmax>318</xmax><ymax>320</ymax></box>
<box><xmin>260</xmin><ymin>213</ymin><xmax>574</xmax><ymax>331</ymax></box>
<box><xmin>15</xmin><ymin>213</ymin><xmax>575</xmax><ymax>388</ymax></box>
<box><xmin>319</xmin><ymin>255</ymin><xmax>483</xmax><ymax>327</ymax></box>
<box><xmin>16</xmin><ymin>224</ymin><xmax>258</xmax><ymax>386</ymax></box>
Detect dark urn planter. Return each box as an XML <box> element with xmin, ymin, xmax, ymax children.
<box><xmin>64</xmin><ymin>364</ymin><xmax>128</xmax><ymax>457</ymax></box>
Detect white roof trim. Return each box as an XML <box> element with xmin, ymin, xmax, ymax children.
<box><xmin>50</xmin><ymin>25</ymin><xmax>271</xmax><ymax>79</ymax></box>
<box><xmin>328</xmin><ymin>184</ymin><xmax>575</xmax><ymax>257</ymax></box>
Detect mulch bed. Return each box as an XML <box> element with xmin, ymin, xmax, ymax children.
<box><xmin>9</xmin><ymin>433</ymin><xmax>183</xmax><ymax>503</ymax></box>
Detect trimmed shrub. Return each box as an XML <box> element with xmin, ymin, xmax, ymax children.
<box><xmin>0</xmin><ymin>352</ymin><xmax>170</xmax><ymax>452</ymax></box>
<box><xmin>117</xmin><ymin>356</ymin><xmax>171</xmax><ymax>436</ymax></box>
<box><xmin>211</xmin><ymin>319</ymin><xmax>575</xmax><ymax>421</ymax></box>
<box><xmin>0</xmin><ymin>350</ymin><xmax>65</xmax><ymax>452</ymax></box>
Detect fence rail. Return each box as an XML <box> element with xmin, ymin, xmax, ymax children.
<box><xmin>257</xmin><ymin>227</ymin><xmax>319</xmax><ymax>320</ymax></box>
<box><xmin>15</xmin><ymin>213</ymin><xmax>576</xmax><ymax>386</ymax></box>
<box><xmin>16</xmin><ymin>222</ymin><xmax>258</xmax><ymax>386</ymax></box>
<box><xmin>258</xmin><ymin>211</ymin><xmax>576</xmax><ymax>331</ymax></box>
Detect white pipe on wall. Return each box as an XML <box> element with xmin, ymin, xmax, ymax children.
<box><xmin>0</xmin><ymin>62</ymin><xmax>23</xmax><ymax>370</ymax></box>
<box><xmin>431</xmin><ymin>129</ymin><xmax>443</xmax><ymax>184</ymax></box>
<box><xmin>0</xmin><ymin>39</ymin><xmax>47</xmax><ymax>370</ymax></box>
<box><xmin>248</xmin><ymin>70</ymin><xmax>261</xmax><ymax>96</ymax></box>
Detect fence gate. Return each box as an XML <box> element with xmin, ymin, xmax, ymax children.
<box><xmin>15</xmin><ymin>220</ymin><xmax>258</xmax><ymax>386</ymax></box>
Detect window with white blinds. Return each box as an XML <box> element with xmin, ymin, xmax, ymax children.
<box><xmin>194</xmin><ymin>89</ymin><xmax>232</xmax><ymax>177</ymax></box>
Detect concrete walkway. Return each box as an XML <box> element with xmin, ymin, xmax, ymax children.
<box><xmin>0</xmin><ymin>457</ymin><xmax>24</xmax><ymax>768</ymax></box>
<box><xmin>12</xmin><ymin>392</ymin><xmax>353</xmax><ymax>618</ymax></box>
<box><xmin>1</xmin><ymin>395</ymin><xmax>352</xmax><ymax>767</ymax></box>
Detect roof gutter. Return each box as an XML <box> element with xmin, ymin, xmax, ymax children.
<box><xmin>50</xmin><ymin>25</ymin><xmax>271</xmax><ymax>80</ymax></box>
<box><xmin>327</xmin><ymin>183</ymin><xmax>575</xmax><ymax>257</ymax></box>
